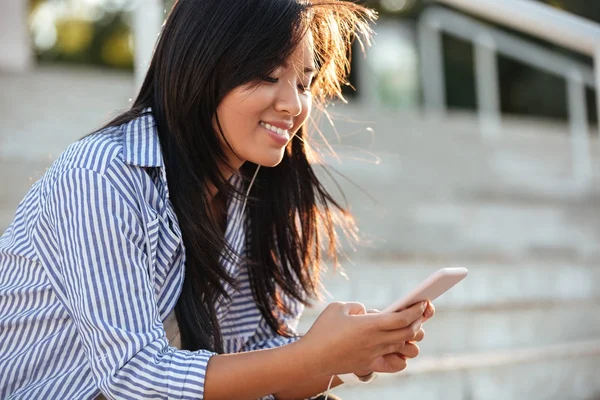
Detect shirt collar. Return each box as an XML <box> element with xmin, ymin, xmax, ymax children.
<box><xmin>122</xmin><ymin>108</ymin><xmax>164</xmax><ymax>169</ymax></box>
<box><xmin>122</xmin><ymin>108</ymin><xmax>170</xmax><ymax>198</ymax></box>
<box><xmin>120</xmin><ymin>108</ymin><xmax>246</xmax><ymax>201</ymax></box>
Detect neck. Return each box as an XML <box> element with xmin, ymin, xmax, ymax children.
<box><xmin>207</xmin><ymin>168</ymin><xmax>236</xmax><ymax>200</ymax></box>
<box><xmin>206</xmin><ymin>160</ymin><xmax>243</xmax><ymax>230</ymax></box>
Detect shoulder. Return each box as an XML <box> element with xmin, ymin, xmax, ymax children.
<box><xmin>42</xmin><ymin>125</ymin><xmax>146</xmax><ymax>215</ymax></box>
<box><xmin>53</xmin><ymin>126</ymin><xmax>125</xmax><ymax>176</ymax></box>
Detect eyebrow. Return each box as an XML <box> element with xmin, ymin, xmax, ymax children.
<box><xmin>281</xmin><ymin>61</ymin><xmax>316</xmax><ymax>75</ymax></box>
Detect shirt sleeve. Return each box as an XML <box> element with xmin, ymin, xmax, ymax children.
<box><xmin>243</xmin><ymin>293</ymin><xmax>313</xmax><ymax>400</ymax></box>
<box><xmin>37</xmin><ymin>167</ymin><xmax>216</xmax><ymax>400</ymax></box>
<box><xmin>247</xmin><ymin>301</ymin><xmax>328</xmax><ymax>400</ymax></box>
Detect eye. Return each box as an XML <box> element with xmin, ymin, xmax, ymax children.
<box><xmin>298</xmin><ymin>79</ymin><xmax>314</xmax><ymax>92</ymax></box>
<box><xmin>262</xmin><ymin>76</ymin><xmax>278</xmax><ymax>84</ymax></box>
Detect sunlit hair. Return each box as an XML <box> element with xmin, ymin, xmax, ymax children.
<box><xmin>305</xmin><ymin>1</ymin><xmax>375</xmax><ymax>105</ymax></box>
<box><xmin>99</xmin><ymin>0</ymin><xmax>376</xmax><ymax>353</ymax></box>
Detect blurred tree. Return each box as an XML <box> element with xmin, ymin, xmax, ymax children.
<box><xmin>29</xmin><ymin>0</ymin><xmax>134</xmax><ymax>70</ymax></box>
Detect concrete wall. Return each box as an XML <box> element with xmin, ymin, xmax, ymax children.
<box><xmin>0</xmin><ymin>0</ymin><xmax>32</xmax><ymax>72</ymax></box>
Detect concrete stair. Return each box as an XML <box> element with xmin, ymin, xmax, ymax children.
<box><xmin>331</xmin><ymin>352</ymin><xmax>600</xmax><ymax>400</ymax></box>
<box><xmin>312</xmin><ymin>106</ymin><xmax>600</xmax><ymax>262</ymax></box>
<box><xmin>300</xmin><ymin>261</ymin><xmax>600</xmax><ymax>352</ymax></box>
<box><xmin>294</xmin><ymin>104</ymin><xmax>600</xmax><ymax>399</ymax></box>
<box><xmin>299</xmin><ymin>261</ymin><xmax>600</xmax><ymax>398</ymax></box>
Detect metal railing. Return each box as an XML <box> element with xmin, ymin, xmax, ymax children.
<box><xmin>419</xmin><ymin>0</ymin><xmax>600</xmax><ymax>186</ymax></box>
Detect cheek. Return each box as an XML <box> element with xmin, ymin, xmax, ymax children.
<box><xmin>216</xmin><ymin>96</ymin><xmax>260</xmax><ymax>137</ymax></box>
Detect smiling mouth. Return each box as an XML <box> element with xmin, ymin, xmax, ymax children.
<box><xmin>259</xmin><ymin>121</ymin><xmax>290</xmax><ymax>139</ymax></box>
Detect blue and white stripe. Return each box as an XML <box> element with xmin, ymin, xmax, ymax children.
<box><xmin>0</xmin><ymin>111</ymin><xmax>304</xmax><ymax>399</ymax></box>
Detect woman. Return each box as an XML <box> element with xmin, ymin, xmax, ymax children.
<box><xmin>0</xmin><ymin>0</ymin><xmax>434</xmax><ymax>399</ymax></box>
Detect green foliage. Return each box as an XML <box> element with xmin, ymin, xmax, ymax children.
<box><xmin>30</xmin><ymin>0</ymin><xmax>137</xmax><ymax>70</ymax></box>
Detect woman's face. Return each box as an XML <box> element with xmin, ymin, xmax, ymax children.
<box><xmin>215</xmin><ymin>34</ymin><xmax>315</xmax><ymax>169</ymax></box>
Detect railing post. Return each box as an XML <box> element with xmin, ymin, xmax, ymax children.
<box><xmin>418</xmin><ymin>14</ymin><xmax>446</xmax><ymax>118</ymax></box>
<box><xmin>474</xmin><ymin>33</ymin><xmax>502</xmax><ymax>139</ymax></box>
<box><xmin>595</xmin><ymin>48</ymin><xmax>600</xmax><ymax>157</ymax></box>
<box><xmin>566</xmin><ymin>68</ymin><xmax>591</xmax><ymax>188</ymax></box>
<box><xmin>134</xmin><ymin>0</ymin><xmax>164</xmax><ymax>92</ymax></box>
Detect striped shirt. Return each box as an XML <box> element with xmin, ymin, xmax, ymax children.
<box><xmin>0</xmin><ymin>112</ymin><xmax>304</xmax><ymax>399</ymax></box>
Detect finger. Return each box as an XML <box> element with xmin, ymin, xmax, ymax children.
<box><xmin>383</xmin><ymin>318</ymin><xmax>424</xmax><ymax>343</ymax></box>
<box><xmin>367</xmin><ymin>309</ymin><xmax>381</xmax><ymax>314</ymax></box>
<box><xmin>383</xmin><ymin>341</ymin><xmax>406</xmax><ymax>356</ymax></box>
<box><xmin>408</xmin><ymin>317</ymin><xmax>424</xmax><ymax>339</ymax></box>
<box><xmin>379</xmin><ymin>353</ymin><xmax>408</xmax><ymax>373</ymax></box>
<box><xmin>412</xmin><ymin>328</ymin><xmax>425</xmax><ymax>342</ymax></box>
<box><xmin>397</xmin><ymin>342</ymin><xmax>420</xmax><ymax>359</ymax></box>
<box><xmin>375</xmin><ymin>301</ymin><xmax>427</xmax><ymax>331</ymax></box>
<box><xmin>423</xmin><ymin>301</ymin><xmax>435</xmax><ymax>320</ymax></box>
<box><xmin>343</xmin><ymin>302</ymin><xmax>367</xmax><ymax>316</ymax></box>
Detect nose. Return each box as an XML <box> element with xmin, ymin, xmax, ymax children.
<box><xmin>274</xmin><ymin>80</ymin><xmax>303</xmax><ymax>117</ymax></box>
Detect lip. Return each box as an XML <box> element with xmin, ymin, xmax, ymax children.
<box><xmin>261</xmin><ymin>120</ymin><xmax>293</xmax><ymax>130</ymax></box>
<box><xmin>260</xmin><ymin>123</ymin><xmax>290</xmax><ymax>146</ymax></box>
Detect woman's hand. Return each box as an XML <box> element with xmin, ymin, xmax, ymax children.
<box><xmin>299</xmin><ymin>300</ymin><xmax>431</xmax><ymax>377</ymax></box>
<box><xmin>355</xmin><ymin>302</ymin><xmax>435</xmax><ymax>375</ymax></box>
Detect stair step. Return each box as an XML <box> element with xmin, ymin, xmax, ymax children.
<box><xmin>329</xmin><ymin>339</ymin><xmax>600</xmax><ymax>400</ymax></box>
<box><xmin>297</xmin><ymin>262</ymin><xmax>600</xmax><ymax>353</ymax></box>
<box><xmin>305</xmin><ymin>261</ymin><xmax>600</xmax><ymax>312</ymax></box>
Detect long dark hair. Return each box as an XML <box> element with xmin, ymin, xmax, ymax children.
<box><xmin>100</xmin><ymin>0</ymin><xmax>375</xmax><ymax>353</ymax></box>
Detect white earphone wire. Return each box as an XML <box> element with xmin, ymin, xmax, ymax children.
<box><xmin>238</xmin><ymin>165</ymin><xmax>340</xmax><ymax>399</ymax></box>
<box><xmin>323</xmin><ymin>375</ymin><xmax>336</xmax><ymax>400</ymax></box>
<box><xmin>240</xmin><ymin>165</ymin><xmax>260</xmax><ymax>220</ymax></box>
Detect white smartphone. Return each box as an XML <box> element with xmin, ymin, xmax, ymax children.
<box><xmin>382</xmin><ymin>267</ymin><xmax>468</xmax><ymax>313</ymax></box>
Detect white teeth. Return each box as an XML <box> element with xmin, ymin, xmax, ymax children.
<box><xmin>260</xmin><ymin>121</ymin><xmax>289</xmax><ymax>138</ymax></box>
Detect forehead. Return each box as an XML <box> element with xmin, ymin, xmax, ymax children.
<box><xmin>288</xmin><ymin>32</ymin><xmax>315</xmax><ymax>67</ymax></box>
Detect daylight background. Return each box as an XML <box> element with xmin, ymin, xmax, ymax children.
<box><xmin>1</xmin><ymin>0</ymin><xmax>600</xmax><ymax>398</ymax></box>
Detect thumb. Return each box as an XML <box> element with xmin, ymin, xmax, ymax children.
<box><xmin>343</xmin><ymin>302</ymin><xmax>368</xmax><ymax>315</ymax></box>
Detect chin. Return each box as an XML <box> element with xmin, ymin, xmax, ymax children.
<box><xmin>248</xmin><ymin>151</ymin><xmax>286</xmax><ymax>168</ymax></box>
